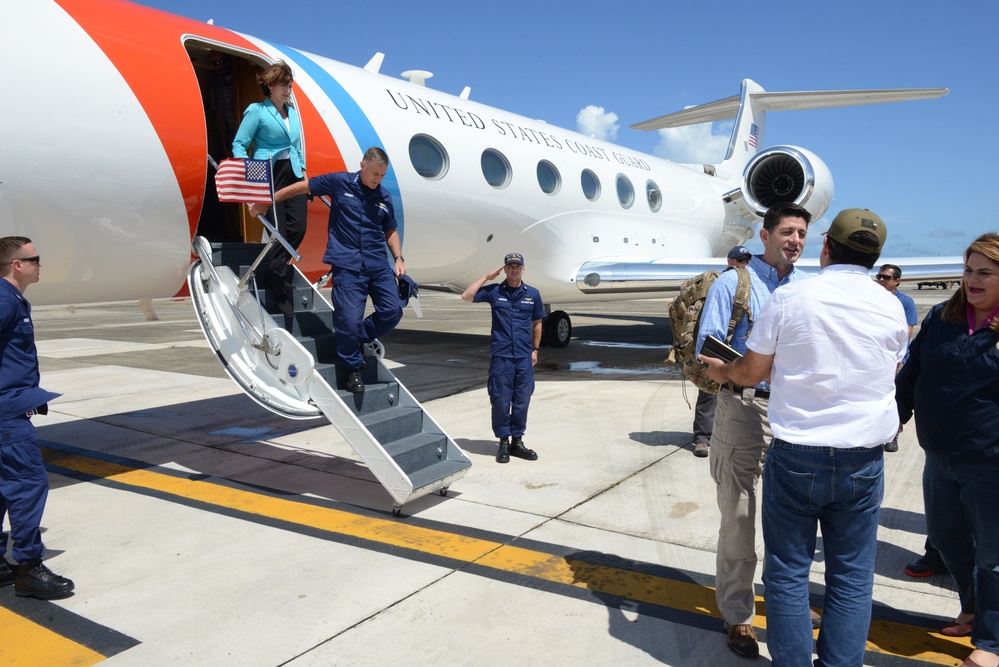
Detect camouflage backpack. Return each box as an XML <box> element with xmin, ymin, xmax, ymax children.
<box><xmin>667</xmin><ymin>266</ymin><xmax>752</xmax><ymax>394</ymax></box>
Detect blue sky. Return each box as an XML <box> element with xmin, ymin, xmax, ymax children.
<box><xmin>137</xmin><ymin>0</ymin><xmax>998</xmax><ymax>258</ymax></box>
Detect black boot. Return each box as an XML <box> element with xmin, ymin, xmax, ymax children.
<box><xmin>496</xmin><ymin>437</ymin><xmax>511</xmax><ymax>464</ymax></box>
<box><xmin>509</xmin><ymin>436</ymin><xmax>538</xmax><ymax>461</ymax></box>
<box><xmin>14</xmin><ymin>559</ymin><xmax>75</xmax><ymax>600</ymax></box>
<box><xmin>0</xmin><ymin>559</ymin><xmax>13</xmax><ymax>588</ymax></box>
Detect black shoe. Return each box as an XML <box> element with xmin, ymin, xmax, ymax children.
<box><xmin>496</xmin><ymin>437</ymin><xmax>510</xmax><ymax>464</ymax></box>
<box><xmin>14</xmin><ymin>560</ymin><xmax>75</xmax><ymax>600</ymax></box>
<box><xmin>0</xmin><ymin>559</ymin><xmax>13</xmax><ymax>588</ymax></box>
<box><xmin>905</xmin><ymin>554</ymin><xmax>946</xmax><ymax>578</ymax></box>
<box><xmin>346</xmin><ymin>370</ymin><xmax>365</xmax><ymax>393</ymax></box>
<box><xmin>883</xmin><ymin>437</ymin><xmax>899</xmax><ymax>453</ymax></box>
<box><xmin>509</xmin><ymin>437</ymin><xmax>538</xmax><ymax>461</ymax></box>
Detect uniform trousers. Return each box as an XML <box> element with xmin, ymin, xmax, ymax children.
<box><xmin>709</xmin><ymin>388</ymin><xmax>771</xmax><ymax>625</ymax></box>
<box><xmin>330</xmin><ymin>264</ymin><xmax>402</xmax><ymax>371</ymax></box>
<box><xmin>487</xmin><ymin>356</ymin><xmax>535</xmax><ymax>439</ymax></box>
<box><xmin>0</xmin><ymin>417</ymin><xmax>48</xmax><ymax>564</ymax></box>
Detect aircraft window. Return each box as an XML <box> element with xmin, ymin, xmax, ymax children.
<box><xmin>646</xmin><ymin>180</ymin><xmax>663</xmax><ymax>212</ymax></box>
<box><xmin>481</xmin><ymin>149</ymin><xmax>512</xmax><ymax>189</ymax></box>
<box><xmin>410</xmin><ymin>134</ymin><xmax>449</xmax><ymax>180</ymax></box>
<box><xmin>616</xmin><ymin>175</ymin><xmax>635</xmax><ymax>209</ymax></box>
<box><xmin>537</xmin><ymin>160</ymin><xmax>561</xmax><ymax>195</ymax></box>
<box><xmin>581</xmin><ymin>169</ymin><xmax>601</xmax><ymax>201</ymax></box>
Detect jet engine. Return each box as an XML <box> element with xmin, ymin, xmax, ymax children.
<box><xmin>725</xmin><ymin>145</ymin><xmax>834</xmax><ymax>222</ymax></box>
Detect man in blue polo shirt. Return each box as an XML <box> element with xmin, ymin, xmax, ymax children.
<box><xmin>695</xmin><ymin>202</ymin><xmax>811</xmax><ymax>659</ymax></box>
<box><xmin>261</xmin><ymin>147</ymin><xmax>404</xmax><ymax>393</ymax></box>
<box><xmin>1</xmin><ymin>236</ymin><xmax>74</xmax><ymax>600</ymax></box>
<box><xmin>461</xmin><ymin>253</ymin><xmax>546</xmax><ymax>463</ymax></box>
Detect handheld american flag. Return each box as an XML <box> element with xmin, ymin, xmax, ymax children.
<box><xmin>215</xmin><ymin>158</ymin><xmax>273</xmax><ymax>204</ymax></box>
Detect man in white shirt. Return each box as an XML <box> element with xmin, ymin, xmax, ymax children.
<box><xmin>701</xmin><ymin>209</ymin><xmax>909</xmax><ymax>667</ymax></box>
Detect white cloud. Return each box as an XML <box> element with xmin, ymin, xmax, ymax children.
<box><xmin>653</xmin><ymin>120</ymin><xmax>733</xmax><ymax>164</ymax></box>
<box><xmin>576</xmin><ymin>105</ymin><xmax>619</xmax><ymax>141</ymax></box>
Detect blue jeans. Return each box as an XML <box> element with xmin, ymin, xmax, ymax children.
<box><xmin>762</xmin><ymin>439</ymin><xmax>884</xmax><ymax>667</ymax></box>
<box><xmin>924</xmin><ymin>450</ymin><xmax>999</xmax><ymax>653</ymax></box>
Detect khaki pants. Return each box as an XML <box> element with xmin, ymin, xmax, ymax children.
<box><xmin>709</xmin><ymin>388</ymin><xmax>771</xmax><ymax>625</ymax></box>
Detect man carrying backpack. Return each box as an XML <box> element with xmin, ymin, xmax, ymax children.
<box><xmin>696</xmin><ymin>202</ymin><xmax>811</xmax><ymax>659</ymax></box>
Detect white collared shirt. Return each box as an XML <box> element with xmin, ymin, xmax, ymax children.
<box><xmin>747</xmin><ymin>264</ymin><xmax>909</xmax><ymax>448</ymax></box>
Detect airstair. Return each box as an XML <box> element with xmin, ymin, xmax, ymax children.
<box><xmin>187</xmin><ymin>235</ymin><xmax>471</xmax><ymax>514</ymax></box>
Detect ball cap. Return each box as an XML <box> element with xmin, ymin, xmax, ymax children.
<box><xmin>504</xmin><ymin>252</ymin><xmax>525</xmax><ymax>266</ymax></box>
<box><xmin>824</xmin><ymin>208</ymin><xmax>887</xmax><ymax>254</ymax></box>
<box><xmin>727</xmin><ymin>245</ymin><xmax>751</xmax><ymax>260</ymax></box>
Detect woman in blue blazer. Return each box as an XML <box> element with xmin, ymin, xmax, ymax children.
<box><xmin>233</xmin><ymin>61</ymin><xmax>308</xmax><ymax>315</ymax></box>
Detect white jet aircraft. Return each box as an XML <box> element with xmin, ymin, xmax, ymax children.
<box><xmin>3</xmin><ymin>0</ymin><xmax>954</xmax><ymax>348</ymax></box>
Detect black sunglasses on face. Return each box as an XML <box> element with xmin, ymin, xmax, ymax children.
<box><xmin>7</xmin><ymin>256</ymin><xmax>40</xmax><ymax>264</ymax></box>
<box><xmin>875</xmin><ymin>274</ymin><xmax>895</xmax><ymax>281</ymax></box>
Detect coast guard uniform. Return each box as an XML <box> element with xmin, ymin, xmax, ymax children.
<box><xmin>0</xmin><ymin>279</ymin><xmax>59</xmax><ymax>566</ymax></box>
<box><xmin>308</xmin><ymin>170</ymin><xmax>402</xmax><ymax>371</ymax></box>
<box><xmin>474</xmin><ymin>280</ymin><xmax>545</xmax><ymax>439</ymax></box>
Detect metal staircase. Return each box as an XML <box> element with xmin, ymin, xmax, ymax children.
<box><xmin>188</xmin><ymin>236</ymin><xmax>471</xmax><ymax>514</ymax></box>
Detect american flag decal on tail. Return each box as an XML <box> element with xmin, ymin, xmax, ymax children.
<box><xmin>748</xmin><ymin>123</ymin><xmax>759</xmax><ymax>149</ymax></box>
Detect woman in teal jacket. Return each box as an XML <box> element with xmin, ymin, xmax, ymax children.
<box><xmin>232</xmin><ymin>61</ymin><xmax>307</xmax><ymax>315</ymax></box>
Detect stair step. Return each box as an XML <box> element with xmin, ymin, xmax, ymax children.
<box><xmin>336</xmin><ymin>382</ymin><xmax>400</xmax><ymax>416</ymax></box>
<box><xmin>383</xmin><ymin>433</ymin><xmax>448</xmax><ymax>474</ymax></box>
<box><xmin>314</xmin><ymin>362</ymin><xmax>381</xmax><ymax>391</ymax></box>
<box><xmin>361</xmin><ymin>406</ymin><xmax>423</xmax><ymax>443</ymax></box>
<box><xmin>408</xmin><ymin>460</ymin><xmax>472</xmax><ymax>493</ymax></box>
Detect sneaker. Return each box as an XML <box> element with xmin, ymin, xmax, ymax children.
<box><xmin>905</xmin><ymin>554</ymin><xmax>946</xmax><ymax>578</ymax></box>
<box><xmin>883</xmin><ymin>436</ymin><xmax>899</xmax><ymax>453</ymax></box>
<box><xmin>496</xmin><ymin>437</ymin><xmax>511</xmax><ymax>464</ymax></box>
<box><xmin>14</xmin><ymin>560</ymin><xmax>75</xmax><ymax>600</ymax></box>
<box><xmin>509</xmin><ymin>437</ymin><xmax>538</xmax><ymax>461</ymax></box>
<box><xmin>346</xmin><ymin>370</ymin><xmax>365</xmax><ymax>393</ymax></box>
<box><xmin>0</xmin><ymin>560</ymin><xmax>13</xmax><ymax>588</ymax></box>
<box><xmin>723</xmin><ymin>622</ymin><xmax>759</xmax><ymax>659</ymax></box>
<box><xmin>693</xmin><ymin>441</ymin><xmax>710</xmax><ymax>458</ymax></box>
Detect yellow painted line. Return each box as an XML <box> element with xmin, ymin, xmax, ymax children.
<box><xmin>0</xmin><ymin>607</ymin><xmax>105</xmax><ymax>666</ymax></box>
<box><xmin>45</xmin><ymin>448</ymin><xmax>973</xmax><ymax>666</ymax></box>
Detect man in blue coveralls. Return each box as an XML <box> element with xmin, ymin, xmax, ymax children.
<box><xmin>0</xmin><ymin>237</ymin><xmax>74</xmax><ymax>599</ymax></box>
<box><xmin>258</xmin><ymin>147</ymin><xmax>404</xmax><ymax>393</ymax></box>
<box><xmin>461</xmin><ymin>253</ymin><xmax>545</xmax><ymax>463</ymax></box>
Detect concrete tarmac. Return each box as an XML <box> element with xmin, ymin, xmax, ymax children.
<box><xmin>2</xmin><ymin>284</ymin><xmax>972</xmax><ymax>666</ymax></box>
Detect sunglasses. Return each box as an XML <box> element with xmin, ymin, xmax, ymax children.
<box><xmin>7</xmin><ymin>255</ymin><xmax>40</xmax><ymax>264</ymax></box>
<box><xmin>874</xmin><ymin>274</ymin><xmax>895</xmax><ymax>282</ymax></box>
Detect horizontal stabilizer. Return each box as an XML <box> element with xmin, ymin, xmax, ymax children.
<box><xmin>632</xmin><ymin>86</ymin><xmax>949</xmax><ymax>131</ymax></box>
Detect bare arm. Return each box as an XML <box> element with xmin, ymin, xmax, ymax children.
<box><xmin>385</xmin><ymin>229</ymin><xmax>405</xmax><ymax>277</ymax></box>
<box><xmin>531</xmin><ymin>319</ymin><xmax>542</xmax><ymax>366</ymax></box>
<box><xmin>461</xmin><ymin>266</ymin><xmax>504</xmax><ymax>302</ymax></box>
<box><xmin>247</xmin><ymin>180</ymin><xmax>310</xmax><ymax>217</ymax></box>
<box><xmin>698</xmin><ymin>349</ymin><xmax>774</xmax><ymax>388</ymax></box>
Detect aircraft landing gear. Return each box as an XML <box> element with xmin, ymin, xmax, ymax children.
<box><xmin>543</xmin><ymin>310</ymin><xmax>572</xmax><ymax>348</ymax></box>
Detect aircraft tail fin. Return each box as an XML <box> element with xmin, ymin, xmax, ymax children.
<box><xmin>631</xmin><ymin>80</ymin><xmax>948</xmax><ymax>168</ymax></box>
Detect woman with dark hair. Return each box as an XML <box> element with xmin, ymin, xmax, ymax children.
<box><xmin>896</xmin><ymin>232</ymin><xmax>999</xmax><ymax>667</ymax></box>
<box><xmin>232</xmin><ymin>61</ymin><xmax>307</xmax><ymax>315</ymax></box>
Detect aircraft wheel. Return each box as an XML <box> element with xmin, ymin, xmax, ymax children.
<box><xmin>544</xmin><ymin>311</ymin><xmax>572</xmax><ymax>348</ymax></box>
<box><xmin>439</xmin><ymin>487</ymin><xmax>449</xmax><ymax>497</ymax></box>
<box><xmin>392</xmin><ymin>506</ymin><xmax>403</xmax><ymax>517</ymax></box>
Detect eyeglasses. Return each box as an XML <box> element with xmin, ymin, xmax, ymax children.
<box><xmin>874</xmin><ymin>274</ymin><xmax>895</xmax><ymax>282</ymax></box>
<box><xmin>7</xmin><ymin>255</ymin><xmax>40</xmax><ymax>264</ymax></box>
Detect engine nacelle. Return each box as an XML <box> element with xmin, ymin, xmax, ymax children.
<box><xmin>726</xmin><ymin>146</ymin><xmax>834</xmax><ymax>222</ymax></box>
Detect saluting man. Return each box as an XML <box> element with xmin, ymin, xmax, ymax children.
<box><xmin>461</xmin><ymin>253</ymin><xmax>545</xmax><ymax>463</ymax></box>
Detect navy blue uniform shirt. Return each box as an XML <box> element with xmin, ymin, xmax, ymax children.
<box><xmin>474</xmin><ymin>281</ymin><xmax>545</xmax><ymax>358</ymax></box>
<box><xmin>0</xmin><ymin>279</ymin><xmax>60</xmax><ymax>421</ymax></box>
<box><xmin>309</xmin><ymin>171</ymin><xmax>397</xmax><ymax>271</ymax></box>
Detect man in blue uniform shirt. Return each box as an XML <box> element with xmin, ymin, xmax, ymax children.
<box><xmin>461</xmin><ymin>253</ymin><xmax>545</xmax><ymax>463</ymax></box>
<box><xmin>258</xmin><ymin>147</ymin><xmax>404</xmax><ymax>393</ymax></box>
<box><xmin>0</xmin><ymin>237</ymin><xmax>74</xmax><ymax>599</ymax></box>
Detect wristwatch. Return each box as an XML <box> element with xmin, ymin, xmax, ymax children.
<box><xmin>394</xmin><ymin>255</ymin><xmax>404</xmax><ymax>261</ymax></box>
